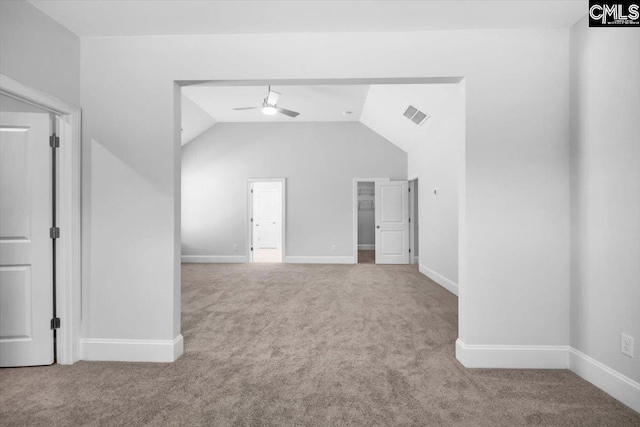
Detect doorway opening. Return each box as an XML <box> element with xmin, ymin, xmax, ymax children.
<box><xmin>357</xmin><ymin>181</ymin><xmax>375</xmax><ymax>264</ymax></box>
<box><xmin>353</xmin><ymin>177</ymin><xmax>410</xmax><ymax>265</ymax></box>
<box><xmin>248</xmin><ymin>178</ymin><xmax>285</xmax><ymax>263</ymax></box>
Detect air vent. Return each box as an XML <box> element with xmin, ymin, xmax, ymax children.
<box><xmin>403</xmin><ymin>105</ymin><xmax>430</xmax><ymax>126</ymax></box>
<box><xmin>403</xmin><ymin>105</ymin><xmax>418</xmax><ymax>119</ymax></box>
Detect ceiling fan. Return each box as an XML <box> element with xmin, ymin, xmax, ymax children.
<box><xmin>233</xmin><ymin>86</ymin><xmax>300</xmax><ymax>118</ymax></box>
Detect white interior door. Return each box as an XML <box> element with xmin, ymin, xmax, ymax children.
<box><xmin>0</xmin><ymin>112</ymin><xmax>54</xmax><ymax>367</ymax></box>
<box><xmin>253</xmin><ymin>183</ymin><xmax>281</xmax><ymax>249</ymax></box>
<box><xmin>375</xmin><ymin>180</ymin><xmax>409</xmax><ymax>264</ymax></box>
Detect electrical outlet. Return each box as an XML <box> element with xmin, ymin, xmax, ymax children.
<box><xmin>233</xmin><ymin>244</ymin><xmax>238</xmax><ymax>251</ymax></box>
<box><xmin>331</xmin><ymin>245</ymin><xmax>336</xmax><ymax>251</ymax></box>
<box><xmin>621</xmin><ymin>334</ymin><xmax>634</xmax><ymax>358</ymax></box>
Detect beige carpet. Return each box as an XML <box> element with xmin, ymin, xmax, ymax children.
<box><xmin>1</xmin><ymin>263</ymin><xmax>639</xmax><ymax>426</ymax></box>
<box><xmin>358</xmin><ymin>249</ymin><xmax>375</xmax><ymax>264</ymax></box>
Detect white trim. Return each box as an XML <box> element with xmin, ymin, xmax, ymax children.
<box><xmin>407</xmin><ymin>173</ymin><xmax>419</xmax><ymax>181</ymax></box>
<box><xmin>358</xmin><ymin>244</ymin><xmax>375</xmax><ymax>250</ymax></box>
<box><xmin>0</xmin><ymin>74</ymin><xmax>77</xmax><ymax>115</ymax></box>
<box><xmin>455</xmin><ymin>339</ymin><xmax>569</xmax><ymax>369</ymax></box>
<box><xmin>0</xmin><ymin>74</ymin><xmax>82</xmax><ymax>365</ymax></box>
<box><xmin>285</xmin><ymin>256</ymin><xmax>355</xmax><ymax>264</ymax></box>
<box><xmin>247</xmin><ymin>178</ymin><xmax>286</xmax><ymax>263</ymax></box>
<box><xmin>419</xmin><ymin>264</ymin><xmax>458</xmax><ymax>296</ymax></box>
<box><xmin>182</xmin><ymin>255</ymin><xmax>248</xmax><ymax>263</ymax></box>
<box><xmin>455</xmin><ymin>339</ymin><xmax>640</xmax><ymax>411</ymax></box>
<box><xmin>80</xmin><ymin>335</ymin><xmax>184</xmax><ymax>363</ymax></box>
<box><xmin>569</xmin><ymin>348</ymin><xmax>640</xmax><ymax>413</ymax></box>
<box><xmin>352</xmin><ymin>178</ymin><xmax>389</xmax><ymax>264</ymax></box>
<box><xmin>414</xmin><ymin>256</ymin><xmax>419</xmax><ymax>263</ymax></box>
<box><xmin>408</xmin><ymin>178</ymin><xmax>418</xmax><ymax>265</ymax></box>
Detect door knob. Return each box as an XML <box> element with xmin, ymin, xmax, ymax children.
<box><xmin>376</xmin><ymin>226</ymin><xmax>380</xmax><ymax>229</ymax></box>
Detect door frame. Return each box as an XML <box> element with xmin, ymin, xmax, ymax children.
<box><xmin>246</xmin><ymin>178</ymin><xmax>286</xmax><ymax>263</ymax></box>
<box><xmin>409</xmin><ymin>178</ymin><xmax>420</xmax><ymax>265</ymax></box>
<box><xmin>352</xmin><ymin>177</ymin><xmax>389</xmax><ymax>264</ymax></box>
<box><xmin>0</xmin><ymin>74</ymin><xmax>82</xmax><ymax>365</ymax></box>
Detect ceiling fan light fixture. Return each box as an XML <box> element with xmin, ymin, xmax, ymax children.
<box><xmin>262</xmin><ymin>105</ymin><xmax>277</xmax><ymax>115</ymax></box>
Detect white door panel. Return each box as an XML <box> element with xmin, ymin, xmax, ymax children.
<box><xmin>251</xmin><ymin>182</ymin><xmax>283</xmax><ymax>261</ymax></box>
<box><xmin>0</xmin><ymin>112</ymin><xmax>53</xmax><ymax>367</ymax></box>
<box><xmin>375</xmin><ymin>181</ymin><xmax>409</xmax><ymax>264</ymax></box>
<box><xmin>254</xmin><ymin>188</ymin><xmax>277</xmax><ymax>248</ymax></box>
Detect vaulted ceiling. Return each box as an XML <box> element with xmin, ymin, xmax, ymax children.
<box><xmin>181</xmin><ymin>83</ymin><xmax>463</xmax><ymax>153</ymax></box>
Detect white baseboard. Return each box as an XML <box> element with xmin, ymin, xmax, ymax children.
<box><xmin>455</xmin><ymin>339</ymin><xmax>640</xmax><ymax>412</ymax></box>
<box><xmin>569</xmin><ymin>348</ymin><xmax>640</xmax><ymax>413</ymax></box>
<box><xmin>285</xmin><ymin>256</ymin><xmax>355</xmax><ymax>264</ymax></box>
<box><xmin>455</xmin><ymin>339</ymin><xmax>569</xmax><ymax>369</ymax></box>
<box><xmin>419</xmin><ymin>264</ymin><xmax>458</xmax><ymax>296</ymax></box>
<box><xmin>80</xmin><ymin>335</ymin><xmax>184</xmax><ymax>363</ymax></box>
<box><xmin>182</xmin><ymin>255</ymin><xmax>247</xmax><ymax>263</ymax></box>
<box><xmin>358</xmin><ymin>244</ymin><xmax>375</xmax><ymax>250</ymax></box>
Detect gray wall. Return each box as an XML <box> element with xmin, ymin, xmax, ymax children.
<box><xmin>570</xmin><ymin>17</ymin><xmax>640</xmax><ymax>383</ymax></box>
<box><xmin>357</xmin><ymin>182</ymin><xmax>375</xmax><ymax>247</ymax></box>
<box><xmin>182</xmin><ymin>122</ymin><xmax>407</xmax><ymax>258</ymax></box>
<box><xmin>0</xmin><ymin>0</ymin><xmax>80</xmax><ymax>105</ymax></box>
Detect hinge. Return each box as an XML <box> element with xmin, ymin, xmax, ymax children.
<box><xmin>49</xmin><ymin>134</ymin><xmax>60</xmax><ymax>148</ymax></box>
<box><xmin>409</xmin><ymin>218</ymin><xmax>411</xmax><ymax>223</ymax></box>
<box><xmin>408</xmin><ymin>188</ymin><xmax>410</xmax><ymax>192</ymax></box>
<box><xmin>51</xmin><ymin>317</ymin><xmax>61</xmax><ymax>329</ymax></box>
<box><xmin>251</xmin><ymin>189</ymin><xmax>253</xmax><ymax>194</ymax></box>
<box><xmin>250</xmin><ymin>246</ymin><xmax>253</xmax><ymax>251</ymax></box>
<box><xmin>409</xmin><ymin>249</ymin><xmax>411</xmax><ymax>253</ymax></box>
<box><xmin>50</xmin><ymin>227</ymin><xmax>60</xmax><ymax>239</ymax></box>
<box><xmin>251</xmin><ymin>218</ymin><xmax>253</xmax><ymax>223</ymax></box>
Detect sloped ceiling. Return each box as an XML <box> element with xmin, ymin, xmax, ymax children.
<box><xmin>360</xmin><ymin>84</ymin><xmax>462</xmax><ymax>153</ymax></box>
<box><xmin>181</xmin><ymin>83</ymin><xmax>462</xmax><ymax>151</ymax></box>
<box><xmin>181</xmin><ymin>94</ymin><xmax>216</xmax><ymax>146</ymax></box>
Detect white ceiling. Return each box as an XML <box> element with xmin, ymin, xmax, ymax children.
<box><xmin>181</xmin><ymin>83</ymin><xmax>463</xmax><ymax>153</ymax></box>
<box><xmin>29</xmin><ymin>1</ymin><xmax>587</xmax><ymax>37</ymax></box>
<box><xmin>182</xmin><ymin>85</ymin><xmax>370</xmax><ymax>123</ymax></box>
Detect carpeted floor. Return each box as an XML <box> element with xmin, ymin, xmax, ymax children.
<box><xmin>1</xmin><ymin>263</ymin><xmax>639</xmax><ymax>426</ymax></box>
<box><xmin>358</xmin><ymin>249</ymin><xmax>375</xmax><ymax>264</ymax></box>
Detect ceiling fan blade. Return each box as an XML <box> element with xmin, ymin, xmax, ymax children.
<box><xmin>232</xmin><ymin>106</ymin><xmax>261</xmax><ymax>110</ymax></box>
<box><xmin>277</xmin><ymin>107</ymin><xmax>300</xmax><ymax>118</ymax></box>
<box><xmin>267</xmin><ymin>90</ymin><xmax>281</xmax><ymax>106</ymax></box>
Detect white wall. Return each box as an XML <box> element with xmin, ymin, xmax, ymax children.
<box><xmin>0</xmin><ymin>0</ymin><xmax>80</xmax><ymax>105</ymax></box>
<box><xmin>392</xmin><ymin>85</ymin><xmax>464</xmax><ymax>287</ymax></box>
<box><xmin>80</xmin><ymin>29</ymin><xmax>570</xmax><ymax>356</ymax></box>
<box><xmin>357</xmin><ymin>182</ymin><xmax>375</xmax><ymax>247</ymax></box>
<box><xmin>182</xmin><ymin>122</ymin><xmax>406</xmax><ymax>259</ymax></box>
<box><xmin>570</xmin><ymin>17</ymin><xmax>640</xmax><ymax>385</ymax></box>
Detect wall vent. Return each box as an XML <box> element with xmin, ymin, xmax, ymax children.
<box><xmin>403</xmin><ymin>105</ymin><xmax>430</xmax><ymax>126</ymax></box>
